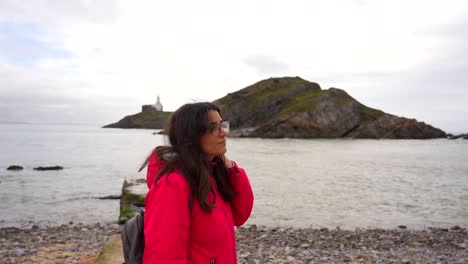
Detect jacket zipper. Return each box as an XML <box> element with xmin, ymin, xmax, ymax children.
<box><xmin>220</xmin><ymin>204</ymin><xmax>236</xmax><ymax>264</ymax></box>
<box><xmin>211</xmin><ymin>175</ymin><xmax>236</xmax><ymax>264</ymax></box>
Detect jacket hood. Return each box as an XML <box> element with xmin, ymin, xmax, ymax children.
<box><xmin>146</xmin><ymin>147</ymin><xmax>177</xmax><ymax>188</ymax></box>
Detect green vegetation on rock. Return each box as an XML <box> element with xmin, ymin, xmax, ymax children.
<box><xmin>278</xmin><ymin>88</ymin><xmax>326</xmax><ymax>117</ymax></box>
<box><xmin>132</xmin><ymin>110</ymin><xmax>171</xmax><ymax>126</ymax></box>
<box><xmin>217</xmin><ymin>77</ymin><xmax>319</xmax><ymax>113</ymax></box>
<box><xmin>358</xmin><ymin>105</ymin><xmax>385</xmax><ymax>119</ymax></box>
<box><xmin>119</xmin><ymin>180</ymin><xmax>146</xmax><ymax>224</ymax></box>
<box><xmin>244</xmin><ymin>77</ymin><xmax>310</xmax><ymax>106</ymax></box>
<box><xmin>103</xmin><ymin>107</ymin><xmax>172</xmax><ymax>129</ymax></box>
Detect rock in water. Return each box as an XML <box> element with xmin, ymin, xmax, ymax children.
<box><xmin>7</xmin><ymin>165</ymin><xmax>23</xmax><ymax>171</ymax></box>
<box><xmin>96</xmin><ymin>195</ymin><xmax>121</xmax><ymax>200</ymax></box>
<box><xmin>33</xmin><ymin>166</ymin><xmax>64</xmax><ymax>171</ymax></box>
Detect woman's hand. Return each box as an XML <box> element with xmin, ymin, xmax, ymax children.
<box><xmin>222</xmin><ymin>155</ymin><xmax>234</xmax><ymax>168</ymax></box>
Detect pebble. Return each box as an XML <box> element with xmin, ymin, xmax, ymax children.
<box><xmin>14</xmin><ymin>249</ymin><xmax>24</xmax><ymax>257</ymax></box>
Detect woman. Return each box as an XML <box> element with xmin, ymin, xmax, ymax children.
<box><xmin>140</xmin><ymin>102</ymin><xmax>254</xmax><ymax>263</ymax></box>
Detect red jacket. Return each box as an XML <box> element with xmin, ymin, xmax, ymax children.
<box><xmin>143</xmin><ymin>151</ymin><xmax>254</xmax><ymax>264</ymax></box>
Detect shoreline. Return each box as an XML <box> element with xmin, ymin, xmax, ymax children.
<box><xmin>1</xmin><ymin>223</ymin><xmax>467</xmax><ymax>263</ymax></box>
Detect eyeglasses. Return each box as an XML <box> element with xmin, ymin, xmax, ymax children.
<box><xmin>207</xmin><ymin>120</ymin><xmax>230</xmax><ymax>136</ymax></box>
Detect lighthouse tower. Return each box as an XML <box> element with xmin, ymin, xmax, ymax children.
<box><xmin>154</xmin><ymin>96</ymin><xmax>163</xmax><ymax>111</ymax></box>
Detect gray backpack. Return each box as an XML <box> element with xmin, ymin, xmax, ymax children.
<box><xmin>121</xmin><ymin>197</ymin><xmax>194</xmax><ymax>264</ymax></box>
<box><xmin>121</xmin><ymin>203</ymin><xmax>145</xmax><ymax>264</ymax></box>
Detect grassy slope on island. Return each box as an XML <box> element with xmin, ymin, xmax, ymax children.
<box><xmin>103</xmin><ymin>108</ymin><xmax>172</xmax><ymax>129</ymax></box>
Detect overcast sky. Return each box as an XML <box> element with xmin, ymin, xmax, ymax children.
<box><xmin>1</xmin><ymin>0</ymin><xmax>467</xmax><ymax>133</ymax></box>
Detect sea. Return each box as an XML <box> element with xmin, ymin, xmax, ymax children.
<box><xmin>1</xmin><ymin>123</ymin><xmax>467</xmax><ymax>229</ymax></box>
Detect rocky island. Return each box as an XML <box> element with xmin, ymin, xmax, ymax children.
<box><xmin>103</xmin><ymin>96</ymin><xmax>171</xmax><ymax>129</ymax></box>
<box><xmin>215</xmin><ymin>77</ymin><xmax>446</xmax><ymax>139</ymax></box>
<box><xmin>105</xmin><ymin>77</ymin><xmax>447</xmax><ymax>139</ymax></box>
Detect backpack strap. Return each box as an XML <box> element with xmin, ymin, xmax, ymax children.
<box><xmin>130</xmin><ymin>203</ymin><xmax>145</xmax><ymax>214</ymax></box>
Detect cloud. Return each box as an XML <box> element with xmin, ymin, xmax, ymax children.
<box><xmin>0</xmin><ymin>0</ymin><xmax>468</xmax><ymax>132</ymax></box>
<box><xmin>0</xmin><ymin>21</ymin><xmax>73</xmax><ymax>67</ymax></box>
<box><xmin>0</xmin><ymin>0</ymin><xmax>118</xmax><ymax>27</ymax></box>
<box><xmin>0</xmin><ymin>58</ymin><xmax>142</xmax><ymax>125</ymax></box>
<box><xmin>244</xmin><ymin>54</ymin><xmax>290</xmax><ymax>75</ymax></box>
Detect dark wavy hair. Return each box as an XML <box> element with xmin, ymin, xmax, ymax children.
<box><xmin>139</xmin><ymin>102</ymin><xmax>234</xmax><ymax>212</ymax></box>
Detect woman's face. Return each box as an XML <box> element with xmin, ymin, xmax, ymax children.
<box><xmin>200</xmin><ymin>110</ymin><xmax>228</xmax><ymax>161</ymax></box>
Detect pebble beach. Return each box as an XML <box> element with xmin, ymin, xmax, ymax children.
<box><xmin>1</xmin><ymin>223</ymin><xmax>467</xmax><ymax>263</ymax></box>
<box><xmin>236</xmin><ymin>225</ymin><xmax>468</xmax><ymax>263</ymax></box>
<box><xmin>0</xmin><ymin>222</ymin><xmax>120</xmax><ymax>264</ymax></box>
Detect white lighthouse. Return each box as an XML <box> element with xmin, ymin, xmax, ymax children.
<box><xmin>154</xmin><ymin>96</ymin><xmax>163</xmax><ymax>111</ymax></box>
